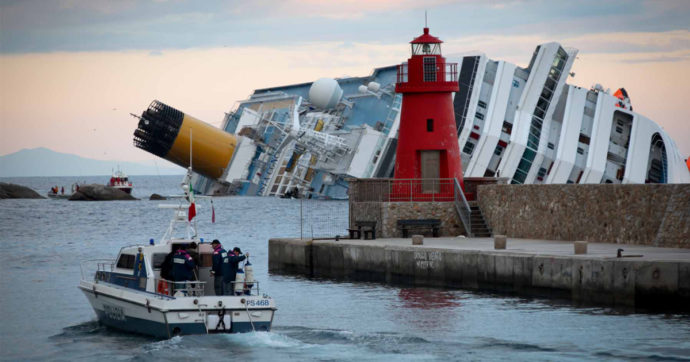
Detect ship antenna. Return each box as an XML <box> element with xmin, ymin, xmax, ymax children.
<box><xmin>425</xmin><ymin>10</ymin><xmax>427</xmax><ymax>27</ymax></box>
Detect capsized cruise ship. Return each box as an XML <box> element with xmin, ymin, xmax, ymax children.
<box><xmin>134</xmin><ymin>42</ymin><xmax>690</xmax><ymax>199</ymax></box>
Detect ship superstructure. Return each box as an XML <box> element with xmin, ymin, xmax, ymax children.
<box><xmin>134</xmin><ymin>42</ymin><xmax>689</xmax><ymax>198</ymax></box>
<box><xmin>191</xmin><ymin>67</ymin><xmax>404</xmax><ymax>199</ymax></box>
<box><xmin>452</xmin><ymin>43</ymin><xmax>689</xmax><ymax>184</ymax></box>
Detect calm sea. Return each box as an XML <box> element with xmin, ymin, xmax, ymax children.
<box><xmin>1</xmin><ymin>175</ymin><xmax>689</xmax><ymax>361</ymax></box>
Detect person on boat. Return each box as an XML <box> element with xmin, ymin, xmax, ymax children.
<box><xmin>157</xmin><ymin>247</ymin><xmax>174</xmax><ymax>295</ymax></box>
<box><xmin>187</xmin><ymin>242</ymin><xmax>200</xmax><ymax>280</ymax></box>
<box><xmin>61</xmin><ymin>186</ymin><xmax>64</xmax><ymax>195</ymax></box>
<box><xmin>222</xmin><ymin>247</ymin><xmax>248</xmax><ymax>296</ymax></box>
<box><xmin>171</xmin><ymin>244</ymin><xmax>196</xmax><ymax>294</ymax></box>
<box><xmin>160</xmin><ymin>250</ymin><xmax>174</xmax><ymax>279</ymax></box>
<box><xmin>210</xmin><ymin>240</ymin><xmax>227</xmax><ymax>295</ymax></box>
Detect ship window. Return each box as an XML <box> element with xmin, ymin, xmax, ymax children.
<box><xmin>615</xmin><ymin>126</ymin><xmax>623</xmax><ymax>133</ymax></box>
<box><xmin>462</xmin><ymin>142</ymin><xmax>475</xmax><ymax>155</ymax></box>
<box><xmin>478</xmin><ymin>101</ymin><xmax>487</xmax><ymax>109</ymax></box>
<box><xmin>427</xmin><ymin>119</ymin><xmax>434</xmax><ymax>132</ymax></box>
<box><xmin>547</xmin><ymin>142</ymin><xmax>555</xmax><ymax>150</ymax></box>
<box><xmin>475</xmin><ymin>112</ymin><xmax>484</xmax><ymax>120</ymax></box>
<box><xmin>494</xmin><ymin>146</ymin><xmax>503</xmax><ymax>156</ymax></box>
<box><xmin>579</xmin><ymin>133</ymin><xmax>591</xmax><ymax>145</ymax></box>
<box><xmin>152</xmin><ymin>253</ymin><xmax>167</xmax><ymax>269</ymax></box>
<box><xmin>577</xmin><ymin>147</ymin><xmax>584</xmax><ymax>155</ymax></box>
<box><xmin>116</xmin><ymin>254</ymin><xmax>135</xmax><ymax>270</ymax></box>
<box><xmin>502</xmin><ymin>121</ymin><xmax>513</xmax><ymax>135</ymax></box>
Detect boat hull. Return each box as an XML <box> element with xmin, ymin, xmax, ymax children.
<box><xmin>79</xmin><ymin>282</ymin><xmax>274</xmax><ymax>338</ymax></box>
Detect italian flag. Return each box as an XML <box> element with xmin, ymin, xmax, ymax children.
<box><xmin>188</xmin><ymin>183</ymin><xmax>196</xmax><ymax>221</ymax></box>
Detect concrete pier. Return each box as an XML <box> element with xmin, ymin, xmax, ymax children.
<box><xmin>269</xmin><ymin>237</ymin><xmax>690</xmax><ymax>309</ymax></box>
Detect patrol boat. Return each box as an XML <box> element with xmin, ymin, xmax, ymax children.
<box><xmin>78</xmin><ymin>169</ymin><xmax>276</xmax><ymax>338</ymax></box>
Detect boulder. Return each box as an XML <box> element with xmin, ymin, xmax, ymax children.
<box><xmin>0</xmin><ymin>182</ymin><xmax>45</xmax><ymax>199</ymax></box>
<box><xmin>149</xmin><ymin>193</ymin><xmax>167</xmax><ymax>200</ymax></box>
<box><xmin>69</xmin><ymin>184</ymin><xmax>137</xmax><ymax>201</ymax></box>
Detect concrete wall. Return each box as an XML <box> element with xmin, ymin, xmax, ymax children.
<box><xmin>477</xmin><ymin>184</ymin><xmax>690</xmax><ymax>248</ymax></box>
<box><xmin>269</xmin><ymin>238</ymin><xmax>690</xmax><ymax>309</ymax></box>
<box><xmin>349</xmin><ymin>202</ymin><xmax>465</xmax><ymax>238</ymax></box>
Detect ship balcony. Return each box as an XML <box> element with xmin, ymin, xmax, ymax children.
<box><xmin>396</xmin><ymin>62</ymin><xmax>458</xmax><ymax>93</ymax></box>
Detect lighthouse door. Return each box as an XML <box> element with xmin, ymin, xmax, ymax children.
<box><xmin>420</xmin><ymin>150</ymin><xmax>440</xmax><ymax>193</ymax></box>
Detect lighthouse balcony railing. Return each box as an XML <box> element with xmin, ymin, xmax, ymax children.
<box><xmin>396</xmin><ymin>63</ymin><xmax>458</xmax><ymax>84</ymax></box>
<box><xmin>349</xmin><ymin>178</ymin><xmax>460</xmax><ymax>202</ymax></box>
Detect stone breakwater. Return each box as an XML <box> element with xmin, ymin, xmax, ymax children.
<box><xmin>269</xmin><ymin>237</ymin><xmax>690</xmax><ymax>309</ymax></box>
<box><xmin>477</xmin><ymin>184</ymin><xmax>690</xmax><ymax>249</ymax></box>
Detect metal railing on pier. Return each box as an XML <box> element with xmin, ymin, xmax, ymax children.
<box><xmin>350</xmin><ymin>178</ymin><xmax>456</xmax><ymax>202</ymax></box>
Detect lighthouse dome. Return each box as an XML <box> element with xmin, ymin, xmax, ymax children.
<box><xmin>309</xmin><ymin>78</ymin><xmax>343</xmax><ymax>109</ymax></box>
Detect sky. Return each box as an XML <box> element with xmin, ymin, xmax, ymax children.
<box><xmin>1</xmin><ymin>0</ymin><xmax>689</xmax><ymax>162</ymax></box>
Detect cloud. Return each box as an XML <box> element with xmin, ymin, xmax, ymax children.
<box><xmin>227</xmin><ymin>0</ymin><xmax>459</xmax><ymax>20</ymax></box>
<box><xmin>620</xmin><ymin>54</ymin><xmax>690</xmax><ymax>64</ymax></box>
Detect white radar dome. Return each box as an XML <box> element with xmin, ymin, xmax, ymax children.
<box><xmin>358</xmin><ymin>85</ymin><xmax>368</xmax><ymax>93</ymax></box>
<box><xmin>309</xmin><ymin>78</ymin><xmax>343</xmax><ymax>109</ymax></box>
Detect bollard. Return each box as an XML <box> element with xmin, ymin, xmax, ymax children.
<box><xmin>574</xmin><ymin>241</ymin><xmax>587</xmax><ymax>255</ymax></box>
<box><xmin>494</xmin><ymin>235</ymin><xmax>506</xmax><ymax>250</ymax></box>
<box><xmin>412</xmin><ymin>235</ymin><xmax>424</xmax><ymax>245</ymax></box>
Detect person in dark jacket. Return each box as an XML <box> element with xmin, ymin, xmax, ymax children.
<box><xmin>210</xmin><ymin>240</ymin><xmax>227</xmax><ymax>296</ymax></box>
<box><xmin>160</xmin><ymin>251</ymin><xmax>174</xmax><ymax>281</ymax></box>
<box><xmin>222</xmin><ymin>247</ymin><xmax>248</xmax><ymax>296</ymax></box>
<box><xmin>187</xmin><ymin>242</ymin><xmax>200</xmax><ymax>280</ymax></box>
<box><xmin>171</xmin><ymin>244</ymin><xmax>195</xmax><ymax>294</ymax></box>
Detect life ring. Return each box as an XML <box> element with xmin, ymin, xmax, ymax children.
<box><xmin>157</xmin><ymin>280</ymin><xmax>170</xmax><ymax>295</ymax></box>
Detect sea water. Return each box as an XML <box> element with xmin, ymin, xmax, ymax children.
<box><xmin>1</xmin><ymin>175</ymin><xmax>689</xmax><ymax>361</ymax></box>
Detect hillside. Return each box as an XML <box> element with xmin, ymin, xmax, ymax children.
<box><xmin>0</xmin><ymin>148</ymin><xmax>185</xmax><ymax>177</ymax></box>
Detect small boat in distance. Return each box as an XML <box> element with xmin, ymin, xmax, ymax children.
<box><xmin>47</xmin><ymin>184</ymin><xmax>77</xmax><ymax>199</ymax></box>
<box><xmin>108</xmin><ymin>169</ymin><xmax>133</xmax><ymax>194</ymax></box>
<box><xmin>79</xmin><ymin>168</ymin><xmax>276</xmax><ymax>338</ymax></box>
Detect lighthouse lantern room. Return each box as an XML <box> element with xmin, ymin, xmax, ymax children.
<box><xmin>394</xmin><ymin>27</ymin><xmax>464</xmax><ymax>193</ymax></box>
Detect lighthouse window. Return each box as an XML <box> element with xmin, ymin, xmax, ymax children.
<box><xmin>423</xmin><ymin>57</ymin><xmax>437</xmax><ymax>82</ymax></box>
<box><xmin>427</xmin><ymin>119</ymin><xmax>434</xmax><ymax>132</ymax></box>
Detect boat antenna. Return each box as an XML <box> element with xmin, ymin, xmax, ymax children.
<box><xmin>425</xmin><ymin>10</ymin><xmax>427</xmax><ymax>27</ymax></box>
<box><xmin>189</xmin><ymin>128</ymin><xmax>193</xmax><ymax>171</ymax></box>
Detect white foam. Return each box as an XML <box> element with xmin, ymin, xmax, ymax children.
<box><xmin>226</xmin><ymin>331</ymin><xmax>303</xmax><ymax>348</ymax></box>
<box><xmin>145</xmin><ymin>335</ymin><xmax>182</xmax><ymax>352</ymax></box>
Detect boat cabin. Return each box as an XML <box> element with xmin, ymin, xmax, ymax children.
<box><xmin>102</xmin><ymin>240</ymin><xmax>252</xmax><ymax>298</ymax></box>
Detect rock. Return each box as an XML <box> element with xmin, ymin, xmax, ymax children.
<box><xmin>68</xmin><ymin>184</ymin><xmax>137</xmax><ymax>201</ymax></box>
<box><xmin>0</xmin><ymin>182</ymin><xmax>45</xmax><ymax>199</ymax></box>
<box><xmin>149</xmin><ymin>193</ymin><xmax>167</xmax><ymax>200</ymax></box>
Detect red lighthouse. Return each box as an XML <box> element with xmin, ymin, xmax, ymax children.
<box><xmin>394</xmin><ymin>27</ymin><xmax>464</xmax><ymax>192</ymax></box>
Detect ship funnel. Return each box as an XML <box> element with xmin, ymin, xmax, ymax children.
<box><xmin>133</xmin><ymin>100</ymin><xmax>238</xmax><ymax>180</ymax></box>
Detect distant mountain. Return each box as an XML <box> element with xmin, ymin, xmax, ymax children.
<box><xmin>0</xmin><ymin>148</ymin><xmax>186</xmax><ymax>177</ymax></box>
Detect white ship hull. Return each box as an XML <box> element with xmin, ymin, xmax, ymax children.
<box><xmin>79</xmin><ymin>280</ymin><xmax>275</xmax><ymax>338</ymax></box>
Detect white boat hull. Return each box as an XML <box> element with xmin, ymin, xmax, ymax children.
<box><xmin>79</xmin><ymin>280</ymin><xmax>275</xmax><ymax>338</ymax></box>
